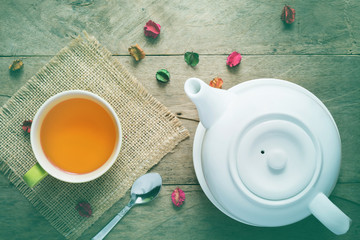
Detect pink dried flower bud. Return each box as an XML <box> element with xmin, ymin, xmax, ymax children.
<box><xmin>21</xmin><ymin>119</ymin><xmax>32</xmax><ymax>133</ymax></box>
<box><xmin>144</xmin><ymin>20</ymin><xmax>161</xmax><ymax>38</ymax></box>
<box><xmin>76</xmin><ymin>201</ymin><xmax>92</xmax><ymax>218</ymax></box>
<box><xmin>226</xmin><ymin>51</ymin><xmax>242</xmax><ymax>67</ymax></box>
<box><xmin>171</xmin><ymin>187</ymin><xmax>185</xmax><ymax>207</ymax></box>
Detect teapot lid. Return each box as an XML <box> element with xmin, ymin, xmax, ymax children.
<box><xmin>233</xmin><ymin>115</ymin><xmax>320</xmax><ymax>200</ymax></box>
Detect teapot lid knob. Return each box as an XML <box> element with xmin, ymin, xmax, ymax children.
<box><xmin>267</xmin><ymin>149</ymin><xmax>287</xmax><ymax>172</ymax></box>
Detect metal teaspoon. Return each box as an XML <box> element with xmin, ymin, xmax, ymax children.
<box><xmin>92</xmin><ymin>173</ymin><xmax>162</xmax><ymax>240</ymax></box>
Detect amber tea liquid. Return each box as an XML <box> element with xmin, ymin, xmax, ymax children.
<box><xmin>40</xmin><ymin>98</ymin><xmax>117</xmax><ymax>174</ymax></box>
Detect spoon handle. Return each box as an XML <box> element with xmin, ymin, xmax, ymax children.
<box><xmin>92</xmin><ymin>202</ymin><xmax>133</xmax><ymax>240</ymax></box>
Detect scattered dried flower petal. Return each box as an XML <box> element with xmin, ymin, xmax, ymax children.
<box><xmin>144</xmin><ymin>20</ymin><xmax>161</xmax><ymax>38</ymax></box>
<box><xmin>9</xmin><ymin>59</ymin><xmax>24</xmax><ymax>71</ymax></box>
<box><xmin>281</xmin><ymin>5</ymin><xmax>295</xmax><ymax>24</ymax></box>
<box><xmin>21</xmin><ymin>120</ymin><xmax>32</xmax><ymax>133</ymax></box>
<box><xmin>76</xmin><ymin>201</ymin><xmax>92</xmax><ymax>217</ymax></box>
<box><xmin>128</xmin><ymin>44</ymin><xmax>145</xmax><ymax>61</ymax></box>
<box><xmin>226</xmin><ymin>51</ymin><xmax>242</xmax><ymax>67</ymax></box>
<box><xmin>171</xmin><ymin>187</ymin><xmax>185</xmax><ymax>207</ymax></box>
<box><xmin>209</xmin><ymin>77</ymin><xmax>223</xmax><ymax>89</ymax></box>
<box><xmin>184</xmin><ymin>52</ymin><xmax>199</xmax><ymax>67</ymax></box>
<box><xmin>156</xmin><ymin>69</ymin><xmax>170</xmax><ymax>83</ymax></box>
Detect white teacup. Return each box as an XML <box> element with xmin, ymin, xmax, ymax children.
<box><xmin>23</xmin><ymin>90</ymin><xmax>122</xmax><ymax>187</ymax></box>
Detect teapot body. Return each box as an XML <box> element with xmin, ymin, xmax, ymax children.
<box><xmin>185</xmin><ymin>78</ymin><xmax>350</xmax><ymax>234</ymax></box>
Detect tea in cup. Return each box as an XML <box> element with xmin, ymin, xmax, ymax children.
<box><xmin>23</xmin><ymin>90</ymin><xmax>122</xmax><ymax>187</ymax></box>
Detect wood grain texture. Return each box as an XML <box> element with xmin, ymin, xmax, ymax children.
<box><xmin>1</xmin><ymin>56</ymin><xmax>359</xmax><ymax>184</ymax></box>
<box><xmin>1</xmin><ymin>0</ymin><xmax>359</xmax><ymax>55</ymax></box>
<box><xmin>80</xmin><ymin>185</ymin><xmax>360</xmax><ymax>240</ymax></box>
<box><xmin>1</xmin><ymin>0</ymin><xmax>360</xmax><ymax>239</ymax></box>
<box><xmin>1</xmin><ymin>182</ymin><xmax>359</xmax><ymax>240</ymax></box>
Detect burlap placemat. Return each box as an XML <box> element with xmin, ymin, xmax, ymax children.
<box><xmin>0</xmin><ymin>32</ymin><xmax>189</xmax><ymax>239</ymax></box>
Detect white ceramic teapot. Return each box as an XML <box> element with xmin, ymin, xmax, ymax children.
<box><xmin>184</xmin><ymin>78</ymin><xmax>351</xmax><ymax>235</ymax></box>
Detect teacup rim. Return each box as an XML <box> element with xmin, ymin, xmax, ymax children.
<box><xmin>30</xmin><ymin>90</ymin><xmax>122</xmax><ymax>183</ymax></box>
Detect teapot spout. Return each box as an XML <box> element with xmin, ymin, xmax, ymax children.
<box><xmin>184</xmin><ymin>78</ymin><xmax>234</xmax><ymax>129</ymax></box>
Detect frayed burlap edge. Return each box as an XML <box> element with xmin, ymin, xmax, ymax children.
<box><xmin>0</xmin><ymin>31</ymin><xmax>189</xmax><ymax>239</ymax></box>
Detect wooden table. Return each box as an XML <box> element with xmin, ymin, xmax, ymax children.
<box><xmin>1</xmin><ymin>1</ymin><xmax>359</xmax><ymax>239</ymax></box>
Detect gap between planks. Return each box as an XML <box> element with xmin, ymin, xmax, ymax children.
<box><xmin>1</xmin><ymin>54</ymin><xmax>360</xmax><ymax>58</ymax></box>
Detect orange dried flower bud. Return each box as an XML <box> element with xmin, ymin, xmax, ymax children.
<box><xmin>209</xmin><ymin>77</ymin><xmax>223</xmax><ymax>89</ymax></box>
<box><xmin>9</xmin><ymin>59</ymin><xmax>24</xmax><ymax>71</ymax></box>
<box><xmin>128</xmin><ymin>44</ymin><xmax>145</xmax><ymax>61</ymax></box>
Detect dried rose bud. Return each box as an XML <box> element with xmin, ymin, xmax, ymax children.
<box><xmin>128</xmin><ymin>44</ymin><xmax>145</xmax><ymax>61</ymax></box>
<box><xmin>171</xmin><ymin>187</ymin><xmax>185</xmax><ymax>207</ymax></box>
<box><xmin>9</xmin><ymin>59</ymin><xmax>24</xmax><ymax>71</ymax></box>
<box><xmin>281</xmin><ymin>5</ymin><xmax>295</xmax><ymax>24</ymax></box>
<box><xmin>21</xmin><ymin>120</ymin><xmax>32</xmax><ymax>133</ymax></box>
<box><xmin>144</xmin><ymin>20</ymin><xmax>161</xmax><ymax>38</ymax></box>
<box><xmin>209</xmin><ymin>77</ymin><xmax>223</xmax><ymax>89</ymax></box>
<box><xmin>76</xmin><ymin>201</ymin><xmax>92</xmax><ymax>217</ymax></box>
<box><xmin>226</xmin><ymin>51</ymin><xmax>242</xmax><ymax>67</ymax></box>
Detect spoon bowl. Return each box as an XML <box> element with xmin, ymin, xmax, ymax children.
<box><xmin>92</xmin><ymin>172</ymin><xmax>162</xmax><ymax>240</ymax></box>
<box><xmin>131</xmin><ymin>172</ymin><xmax>162</xmax><ymax>205</ymax></box>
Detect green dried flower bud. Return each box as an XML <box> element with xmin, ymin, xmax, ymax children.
<box><xmin>156</xmin><ymin>69</ymin><xmax>170</xmax><ymax>83</ymax></box>
<box><xmin>184</xmin><ymin>52</ymin><xmax>199</xmax><ymax>67</ymax></box>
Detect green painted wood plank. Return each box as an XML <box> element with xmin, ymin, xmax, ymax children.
<box><xmin>1</xmin><ymin>55</ymin><xmax>359</xmax><ymax>184</ymax></box>
<box><xmin>93</xmin><ymin>185</ymin><xmax>358</xmax><ymax>240</ymax></box>
<box><xmin>0</xmin><ymin>0</ymin><xmax>359</xmax><ymax>56</ymax></box>
<box><xmin>0</xmin><ymin>57</ymin><xmax>52</xmax><ymax>100</ymax></box>
<box><xmin>0</xmin><ymin>182</ymin><xmax>358</xmax><ymax>240</ymax></box>
<box><xmin>332</xmin><ymin>183</ymin><xmax>360</xmax><ymax>205</ymax></box>
<box><xmin>0</xmin><ymin>174</ymin><xmax>63</xmax><ymax>239</ymax></box>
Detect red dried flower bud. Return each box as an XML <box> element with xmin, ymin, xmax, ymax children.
<box><xmin>171</xmin><ymin>187</ymin><xmax>185</xmax><ymax>207</ymax></box>
<box><xmin>144</xmin><ymin>20</ymin><xmax>161</xmax><ymax>38</ymax></box>
<box><xmin>281</xmin><ymin>5</ymin><xmax>296</xmax><ymax>24</ymax></box>
<box><xmin>76</xmin><ymin>201</ymin><xmax>92</xmax><ymax>217</ymax></box>
<box><xmin>21</xmin><ymin>120</ymin><xmax>32</xmax><ymax>133</ymax></box>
